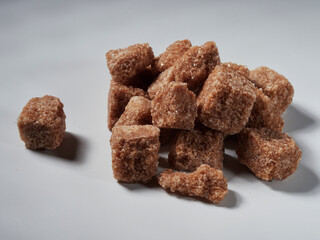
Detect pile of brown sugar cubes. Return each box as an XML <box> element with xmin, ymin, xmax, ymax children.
<box><xmin>106</xmin><ymin>40</ymin><xmax>302</xmax><ymax>204</ymax></box>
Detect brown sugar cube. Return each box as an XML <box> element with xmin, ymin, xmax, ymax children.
<box><xmin>114</xmin><ymin>96</ymin><xmax>151</xmax><ymax>127</ymax></box>
<box><xmin>236</xmin><ymin>128</ymin><xmax>302</xmax><ymax>181</ymax></box>
<box><xmin>197</xmin><ymin>64</ymin><xmax>256</xmax><ymax>135</ymax></box>
<box><xmin>17</xmin><ymin>95</ymin><xmax>66</xmax><ymax>150</ymax></box>
<box><xmin>174</xmin><ymin>41</ymin><xmax>220</xmax><ymax>92</ymax></box>
<box><xmin>151</xmin><ymin>82</ymin><xmax>197</xmax><ymax>130</ymax></box>
<box><xmin>148</xmin><ymin>67</ymin><xmax>175</xmax><ymax>99</ymax></box>
<box><xmin>108</xmin><ymin>81</ymin><xmax>149</xmax><ymax>131</ymax></box>
<box><xmin>247</xmin><ymin>88</ymin><xmax>284</xmax><ymax>132</ymax></box>
<box><xmin>223</xmin><ymin>62</ymin><xmax>250</xmax><ymax>78</ymax></box>
<box><xmin>106</xmin><ymin>43</ymin><xmax>154</xmax><ymax>85</ymax></box>
<box><xmin>152</xmin><ymin>39</ymin><xmax>192</xmax><ymax>73</ymax></box>
<box><xmin>158</xmin><ymin>164</ymin><xmax>228</xmax><ymax>204</ymax></box>
<box><xmin>168</xmin><ymin>126</ymin><xmax>224</xmax><ymax>171</ymax></box>
<box><xmin>113</xmin><ymin>95</ymin><xmax>173</xmax><ymax>144</ymax></box>
<box><xmin>249</xmin><ymin>66</ymin><xmax>294</xmax><ymax>114</ymax></box>
<box><xmin>110</xmin><ymin>125</ymin><xmax>160</xmax><ymax>183</ymax></box>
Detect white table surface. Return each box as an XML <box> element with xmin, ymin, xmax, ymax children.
<box><xmin>1</xmin><ymin>0</ymin><xmax>320</xmax><ymax>239</ymax></box>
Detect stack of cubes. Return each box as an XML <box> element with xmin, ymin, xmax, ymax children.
<box><xmin>106</xmin><ymin>40</ymin><xmax>301</xmax><ymax>203</ymax></box>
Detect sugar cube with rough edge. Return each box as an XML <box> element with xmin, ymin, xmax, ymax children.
<box><xmin>168</xmin><ymin>126</ymin><xmax>224</xmax><ymax>171</ymax></box>
<box><xmin>247</xmin><ymin>88</ymin><xmax>284</xmax><ymax>132</ymax></box>
<box><xmin>17</xmin><ymin>95</ymin><xmax>66</xmax><ymax>150</ymax></box>
<box><xmin>174</xmin><ymin>41</ymin><xmax>220</xmax><ymax>92</ymax></box>
<box><xmin>223</xmin><ymin>62</ymin><xmax>250</xmax><ymax>78</ymax></box>
<box><xmin>236</xmin><ymin>128</ymin><xmax>302</xmax><ymax>181</ymax></box>
<box><xmin>148</xmin><ymin>66</ymin><xmax>175</xmax><ymax>99</ymax></box>
<box><xmin>152</xmin><ymin>39</ymin><xmax>192</xmax><ymax>74</ymax></box>
<box><xmin>106</xmin><ymin>43</ymin><xmax>154</xmax><ymax>85</ymax></box>
<box><xmin>249</xmin><ymin>66</ymin><xmax>294</xmax><ymax>114</ymax></box>
<box><xmin>197</xmin><ymin>64</ymin><xmax>256</xmax><ymax>135</ymax></box>
<box><xmin>151</xmin><ymin>82</ymin><xmax>197</xmax><ymax>130</ymax></box>
<box><xmin>113</xmin><ymin>96</ymin><xmax>172</xmax><ymax>145</ymax></box>
<box><xmin>108</xmin><ymin>81</ymin><xmax>149</xmax><ymax>131</ymax></box>
<box><xmin>110</xmin><ymin>125</ymin><xmax>160</xmax><ymax>183</ymax></box>
<box><xmin>114</xmin><ymin>96</ymin><xmax>151</xmax><ymax>128</ymax></box>
<box><xmin>158</xmin><ymin>164</ymin><xmax>228</xmax><ymax>204</ymax></box>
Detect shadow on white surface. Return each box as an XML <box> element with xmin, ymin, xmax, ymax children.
<box><xmin>218</xmin><ymin>190</ymin><xmax>241</xmax><ymax>208</ymax></box>
<box><xmin>283</xmin><ymin>104</ymin><xmax>318</xmax><ymax>133</ymax></box>
<box><xmin>32</xmin><ymin>132</ymin><xmax>88</xmax><ymax>163</ymax></box>
<box><xmin>263</xmin><ymin>164</ymin><xmax>319</xmax><ymax>194</ymax></box>
<box><xmin>119</xmin><ymin>178</ymin><xmax>160</xmax><ymax>191</ymax></box>
<box><xmin>223</xmin><ymin>154</ymin><xmax>253</xmax><ymax>182</ymax></box>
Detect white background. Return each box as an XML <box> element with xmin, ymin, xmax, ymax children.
<box><xmin>1</xmin><ymin>0</ymin><xmax>320</xmax><ymax>239</ymax></box>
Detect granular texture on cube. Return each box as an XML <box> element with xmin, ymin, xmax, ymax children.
<box><xmin>249</xmin><ymin>66</ymin><xmax>294</xmax><ymax>114</ymax></box>
<box><xmin>223</xmin><ymin>62</ymin><xmax>250</xmax><ymax>78</ymax></box>
<box><xmin>236</xmin><ymin>128</ymin><xmax>302</xmax><ymax>181</ymax></box>
<box><xmin>169</xmin><ymin>126</ymin><xmax>224</xmax><ymax>171</ymax></box>
<box><xmin>114</xmin><ymin>96</ymin><xmax>151</xmax><ymax>127</ymax></box>
<box><xmin>158</xmin><ymin>164</ymin><xmax>228</xmax><ymax>203</ymax></box>
<box><xmin>17</xmin><ymin>95</ymin><xmax>66</xmax><ymax>150</ymax></box>
<box><xmin>152</xmin><ymin>40</ymin><xmax>192</xmax><ymax>73</ymax></box>
<box><xmin>110</xmin><ymin>125</ymin><xmax>160</xmax><ymax>183</ymax></box>
<box><xmin>246</xmin><ymin>67</ymin><xmax>287</xmax><ymax>131</ymax></box>
<box><xmin>247</xmin><ymin>88</ymin><xmax>284</xmax><ymax>131</ymax></box>
<box><xmin>108</xmin><ymin>81</ymin><xmax>149</xmax><ymax>130</ymax></box>
<box><xmin>197</xmin><ymin>64</ymin><xmax>256</xmax><ymax>135</ymax></box>
<box><xmin>174</xmin><ymin>41</ymin><xmax>220</xmax><ymax>92</ymax></box>
<box><xmin>106</xmin><ymin>43</ymin><xmax>154</xmax><ymax>85</ymax></box>
<box><xmin>148</xmin><ymin>67</ymin><xmax>175</xmax><ymax>99</ymax></box>
<box><xmin>151</xmin><ymin>82</ymin><xmax>197</xmax><ymax>130</ymax></box>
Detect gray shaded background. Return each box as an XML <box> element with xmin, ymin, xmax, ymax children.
<box><xmin>1</xmin><ymin>0</ymin><xmax>320</xmax><ymax>239</ymax></box>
